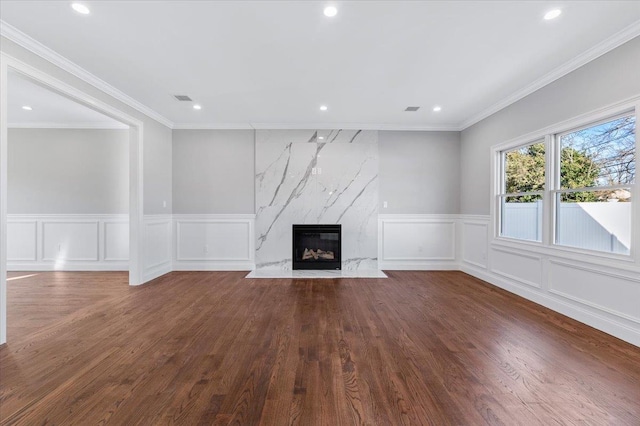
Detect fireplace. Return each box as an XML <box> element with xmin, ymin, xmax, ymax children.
<box><xmin>292</xmin><ymin>224</ymin><xmax>341</xmax><ymax>270</ymax></box>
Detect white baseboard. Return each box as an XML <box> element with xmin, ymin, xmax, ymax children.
<box><xmin>8</xmin><ymin>262</ymin><xmax>128</xmax><ymax>271</ymax></box>
<box><xmin>173</xmin><ymin>262</ymin><xmax>255</xmax><ymax>271</ymax></box>
<box><xmin>6</xmin><ymin>210</ymin><xmax>639</xmax><ymax>349</ymax></box>
<box><xmin>460</xmin><ymin>262</ymin><xmax>640</xmax><ymax>347</ymax></box>
<box><xmin>143</xmin><ymin>261</ymin><xmax>172</xmax><ymax>283</ymax></box>
<box><xmin>379</xmin><ymin>261</ymin><xmax>459</xmax><ymax>270</ymax></box>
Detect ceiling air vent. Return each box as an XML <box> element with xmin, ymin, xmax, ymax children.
<box><xmin>404</xmin><ymin>106</ymin><xmax>420</xmax><ymax>112</ymax></box>
<box><xmin>174</xmin><ymin>95</ymin><xmax>193</xmax><ymax>101</ymax></box>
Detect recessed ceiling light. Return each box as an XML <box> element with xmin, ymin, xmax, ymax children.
<box><xmin>318</xmin><ymin>136</ymin><xmax>325</xmax><ymax>140</ymax></box>
<box><xmin>433</xmin><ymin>106</ymin><xmax>442</xmax><ymax>112</ymax></box>
<box><xmin>324</xmin><ymin>6</ymin><xmax>338</xmax><ymax>17</ymax></box>
<box><xmin>71</xmin><ymin>3</ymin><xmax>90</xmax><ymax>15</ymax></box>
<box><xmin>193</xmin><ymin>104</ymin><xmax>202</xmax><ymax>110</ymax></box>
<box><xmin>544</xmin><ymin>9</ymin><xmax>562</xmax><ymax>20</ymax></box>
<box><xmin>320</xmin><ymin>105</ymin><xmax>328</xmax><ymax>111</ymax></box>
<box><xmin>22</xmin><ymin>105</ymin><xmax>32</xmax><ymax>111</ymax></box>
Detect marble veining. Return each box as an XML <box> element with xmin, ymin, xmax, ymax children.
<box><xmin>255</xmin><ymin>130</ymin><xmax>378</xmax><ymax>270</ymax></box>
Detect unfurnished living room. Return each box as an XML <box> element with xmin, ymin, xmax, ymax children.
<box><xmin>0</xmin><ymin>1</ymin><xmax>639</xmax><ymax>424</ymax></box>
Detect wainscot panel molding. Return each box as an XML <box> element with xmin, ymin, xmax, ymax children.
<box><xmin>547</xmin><ymin>259</ymin><xmax>640</xmax><ymax>324</ymax></box>
<box><xmin>378</xmin><ymin>215</ymin><xmax>458</xmax><ymax>270</ymax></box>
<box><xmin>7</xmin><ymin>214</ymin><xmax>128</xmax><ymax>271</ymax></box>
<box><xmin>458</xmin><ymin>214</ymin><xmax>640</xmax><ymax>347</ymax></box>
<box><xmin>490</xmin><ymin>247</ymin><xmax>542</xmax><ymax>289</ymax></box>
<box><xmin>460</xmin><ymin>215</ymin><xmax>489</xmax><ymax>269</ymax></box>
<box><xmin>143</xmin><ymin>215</ymin><xmax>172</xmax><ymax>282</ymax></box>
<box><xmin>173</xmin><ymin>214</ymin><xmax>255</xmax><ymax>271</ymax></box>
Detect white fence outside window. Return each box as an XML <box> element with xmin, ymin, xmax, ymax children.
<box><xmin>502</xmin><ymin>201</ymin><xmax>631</xmax><ymax>254</ymax></box>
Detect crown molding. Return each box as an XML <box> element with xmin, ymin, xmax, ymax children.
<box><xmin>8</xmin><ymin>122</ymin><xmax>129</xmax><ymax>129</ymax></box>
<box><xmin>3</xmin><ymin>17</ymin><xmax>637</xmax><ymax>134</ymax></box>
<box><xmin>249</xmin><ymin>122</ymin><xmax>463</xmax><ymax>131</ymax></box>
<box><xmin>0</xmin><ymin>20</ymin><xmax>174</xmax><ymax>129</ymax></box>
<box><xmin>173</xmin><ymin>122</ymin><xmax>463</xmax><ymax>131</ymax></box>
<box><xmin>460</xmin><ymin>20</ymin><xmax>640</xmax><ymax>130</ymax></box>
<box><xmin>172</xmin><ymin>123</ymin><xmax>255</xmax><ymax>130</ymax></box>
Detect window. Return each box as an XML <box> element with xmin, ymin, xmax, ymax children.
<box><xmin>554</xmin><ymin>114</ymin><xmax>635</xmax><ymax>254</ymax></box>
<box><xmin>499</xmin><ymin>141</ymin><xmax>545</xmax><ymax>242</ymax></box>
<box><xmin>496</xmin><ymin>109</ymin><xmax>637</xmax><ymax>256</ymax></box>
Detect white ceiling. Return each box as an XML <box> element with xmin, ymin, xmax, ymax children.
<box><xmin>1</xmin><ymin>1</ymin><xmax>639</xmax><ymax>130</ymax></box>
<box><xmin>7</xmin><ymin>70</ymin><xmax>127</xmax><ymax>128</ymax></box>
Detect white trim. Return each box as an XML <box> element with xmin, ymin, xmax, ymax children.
<box><xmin>2</xmin><ymin>18</ymin><xmax>638</xmax><ymax>133</ymax></box>
<box><xmin>8</xmin><ymin>213</ymin><xmax>129</xmax><ymax>220</ymax></box>
<box><xmin>0</xmin><ymin>55</ymin><xmax>8</xmax><ymax>344</ymax></box>
<box><xmin>172</xmin><ymin>123</ymin><xmax>256</xmax><ymax>130</ymax></box>
<box><xmin>460</xmin><ymin>263</ymin><xmax>640</xmax><ymax>348</ymax></box>
<box><xmin>461</xmin><ymin>20</ymin><xmax>640</xmax><ymax>129</ymax></box>
<box><xmin>172</xmin><ymin>214</ymin><xmax>256</xmax><ymax>221</ymax></box>
<box><xmin>379</xmin><ymin>262</ymin><xmax>459</xmax><ymax>271</ymax></box>
<box><xmin>142</xmin><ymin>215</ymin><xmax>172</xmax><ymax>283</ymax></box>
<box><xmin>7</xmin><ymin>214</ymin><xmax>129</xmax><ymax>271</ymax></box>
<box><xmin>173</xmin><ymin>262</ymin><xmax>255</xmax><ymax>271</ymax></box>
<box><xmin>173</xmin><ymin>214</ymin><xmax>255</xmax><ymax>270</ymax></box>
<box><xmin>250</xmin><ymin>123</ymin><xmax>462</xmax><ymax>131</ymax></box>
<box><xmin>41</xmin><ymin>220</ymin><xmax>100</xmax><ymax>262</ymax></box>
<box><xmin>377</xmin><ymin>213</ymin><xmax>458</xmax><ymax>221</ymax></box>
<box><xmin>493</xmin><ymin>95</ymin><xmax>640</xmax><ymax>152</ymax></box>
<box><xmin>490</xmin><ymin>97</ymin><xmax>639</xmax><ymax>264</ymax></box>
<box><xmin>6</xmin><ymin>220</ymin><xmax>37</xmax><ymax>261</ymax></box>
<box><xmin>0</xmin><ymin>20</ymin><xmax>173</xmax><ymax>129</ymax></box>
<box><xmin>490</xmin><ymin>246</ymin><xmax>542</xmax><ymax>289</ymax></box>
<box><xmin>547</xmin><ymin>259</ymin><xmax>640</xmax><ymax>325</ymax></box>
<box><xmin>460</xmin><ymin>218</ymin><xmax>489</xmax><ymax>269</ymax></box>
<box><xmin>9</xmin><ymin>263</ymin><xmax>128</xmax><ymax>272</ymax></box>
<box><xmin>378</xmin><ymin>214</ymin><xmax>458</xmax><ymax>270</ymax></box>
<box><xmin>0</xmin><ymin>52</ymin><xmax>145</xmax><ymax>288</ymax></box>
<box><xmin>7</xmin><ymin>122</ymin><xmax>129</xmax><ymax>129</ymax></box>
<box><xmin>143</xmin><ymin>262</ymin><xmax>172</xmax><ymax>283</ymax></box>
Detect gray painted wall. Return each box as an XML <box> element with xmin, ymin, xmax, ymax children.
<box><xmin>144</xmin><ymin>124</ymin><xmax>172</xmax><ymax>214</ymax></box>
<box><xmin>379</xmin><ymin>131</ymin><xmax>460</xmax><ymax>214</ymax></box>
<box><xmin>460</xmin><ymin>36</ymin><xmax>640</xmax><ymax>215</ymax></box>
<box><xmin>172</xmin><ymin>129</ymin><xmax>255</xmax><ymax>214</ymax></box>
<box><xmin>8</xmin><ymin>128</ymin><xmax>128</xmax><ymax>214</ymax></box>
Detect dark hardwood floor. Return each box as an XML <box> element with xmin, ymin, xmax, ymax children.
<box><xmin>1</xmin><ymin>270</ymin><xmax>639</xmax><ymax>425</ymax></box>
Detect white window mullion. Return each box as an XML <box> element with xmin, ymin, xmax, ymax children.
<box><xmin>543</xmin><ymin>134</ymin><xmax>555</xmax><ymax>246</ymax></box>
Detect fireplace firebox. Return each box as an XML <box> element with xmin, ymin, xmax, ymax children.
<box><xmin>292</xmin><ymin>224</ymin><xmax>341</xmax><ymax>270</ymax></box>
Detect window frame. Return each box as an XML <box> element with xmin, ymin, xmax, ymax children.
<box><xmin>497</xmin><ymin>139</ymin><xmax>547</xmax><ymax>243</ymax></box>
<box><xmin>491</xmin><ymin>98</ymin><xmax>639</xmax><ymax>265</ymax></box>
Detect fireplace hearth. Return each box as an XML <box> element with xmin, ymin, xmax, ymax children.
<box><xmin>292</xmin><ymin>224</ymin><xmax>341</xmax><ymax>270</ymax></box>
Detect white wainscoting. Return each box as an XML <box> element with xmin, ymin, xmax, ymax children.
<box><xmin>143</xmin><ymin>215</ymin><xmax>172</xmax><ymax>282</ymax></box>
<box><xmin>7</xmin><ymin>214</ymin><xmax>128</xmax><ymax>271</ymax></box>
<box><xmin>459</xmin><ymin>214</ymin><xmax>640</xmax><ymax>347</ymax></box>
<box><xmin>460</xmin><ymin>216</ymin><xmax>489</xmax><ymax>269</ymax></box>
<box><xmin>173</xmin><ymin>214</ymin><xmax>255</xmax><ymax>271</ymax></box>
<box><xmin>378</xmin><ymin>215</ymin><xmax>458</xmax><ymax>270</ymax></box>
<box><xmin>490</xmin><ymin>247</ymin><xmax>542</xmax><ymax>289</ymax></box>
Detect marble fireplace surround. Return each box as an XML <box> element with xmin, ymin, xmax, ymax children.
<box><xmin>254</xmin><ymin>129</ymin><xmax>379</xmax><ymax>271</ymax></box>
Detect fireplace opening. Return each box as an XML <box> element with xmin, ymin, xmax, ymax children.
<box><xmin>292</xmin><ymin>224</ymin><xmax>341</xmax><ymax>270</ymax></box>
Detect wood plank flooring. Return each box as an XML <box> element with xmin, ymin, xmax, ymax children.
<box><xmin>1</xmin><ymin>270</ymin><xmax>639</xmax><ymax>425</ymax></box>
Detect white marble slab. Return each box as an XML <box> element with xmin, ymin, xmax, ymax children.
<box><xmin>245</xmin><ymin>270</ymin><xmax>387</xmax><ymax>279</ymax></box>
<box><xmin>255</xmin><ymin>130</ymin><xmax>378</xmax><ymax>270</ymax></box>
